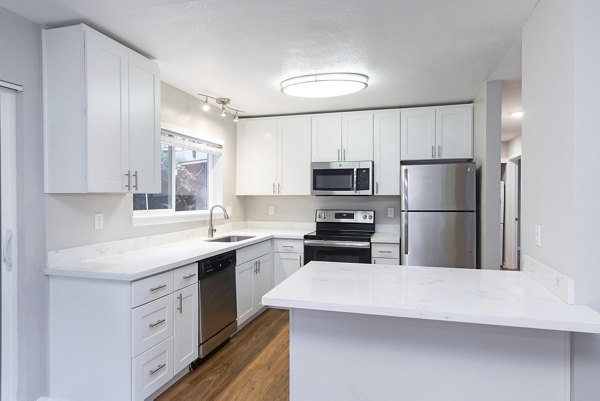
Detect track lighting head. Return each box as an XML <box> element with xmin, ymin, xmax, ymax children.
<box><xmin>197</xmin><ymin>93</ymin><xmax>243</xmax><ymax>121</ymax></box>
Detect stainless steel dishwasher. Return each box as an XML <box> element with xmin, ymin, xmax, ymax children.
<box><xmin>198</xmin><ymin>250</ymin><xmax>237</xmax><ymax>358</ymax></box>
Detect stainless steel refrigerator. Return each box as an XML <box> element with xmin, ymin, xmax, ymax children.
<box><xmin>400</xmin><ymin>162</ymin><xmax>476</xmax><ymax>268</ymax></box>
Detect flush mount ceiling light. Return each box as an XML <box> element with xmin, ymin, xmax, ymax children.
<box><xmin>197</xmin><ymin>93</ymin><xmax>243</xmax><ymax>122</ymax></box>
<box><xmin>509</xmin><ymin>111</ymin><xmax>524</xmax><ymax>118</ymax></box>
<box><xmin>280</xmin><ymin>73</ymin><xmax>369</xmax><ymax>98</ymax></box>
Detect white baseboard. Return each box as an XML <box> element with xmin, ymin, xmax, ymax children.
<box><xmin>522</xmin><ymin>254</ymin><xmax>575</xmax><ymax>304</ymax></box>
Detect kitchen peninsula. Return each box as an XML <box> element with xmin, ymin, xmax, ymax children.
<box><xmin>263</xmin><ymin>262</ymin><xmax>600</xmax><ymax>401</ymax></box>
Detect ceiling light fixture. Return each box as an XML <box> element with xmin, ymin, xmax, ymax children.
<box><xmin>280</xmin><ymin>72</ymin><xmax>369</xmax><ymax>98</ymax></box>
<box><xmin>197</xmin><ymin>93</ymin><xmax>243</xmax><ymax>122</ymax></box>
<box><xmin>509</xmin><ymin>111</ymin><xmax>524</xmax><ymax>118</ymax></box>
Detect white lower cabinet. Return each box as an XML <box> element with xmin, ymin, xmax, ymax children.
<box><xmin>273</xmin><ymin>239</ymin><xmax>304</xmax><ymax>286</ymax></box>
<box><xmin>235</xmin><ymin>240</ymin><xmax>273</xmax><ymax>326</ymax></box>
<box><xmin>49</xmin><ymin>263</ymin><xmax>199</xmax><ymax>401</ymax></box>
<box><xmin>372</xmin><ymin>243</ymin><xmax>400</xmax><ymax>265</ymax></box>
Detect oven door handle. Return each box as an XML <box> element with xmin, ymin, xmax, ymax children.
<box><xmin>304</xmin><ymin>240</ymin><xmax>371</xmax><ymax>249</ymax></box>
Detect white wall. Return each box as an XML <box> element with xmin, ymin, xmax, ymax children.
<box><xmin>522</xmin><ymin>0</ymin><xmax>600</xmax><ymax>398</ymax></box>
<box><xmin>0</xmin><ymin>7</ymin><xmax>47</xmax><ymax>400</ymax></box>
<box><xmin>46</xmin><ymin>82</ymin><xmax>244</xmax><ymax>251</ymax></box>
<box><xmin>473</xmin><ymin>81</ymin><xmax>502</xmax><ymax>269</ymax></box>
<box><xmin>501</xmin><ymin>135</ymin><xmax>522</xmax><ymax>160</ymax></box>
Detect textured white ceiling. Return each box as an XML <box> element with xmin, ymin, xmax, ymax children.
<box><xmin>0</xmin><ymin>0</ymin><xmax>536</xmax><ymax>117</ymax></box>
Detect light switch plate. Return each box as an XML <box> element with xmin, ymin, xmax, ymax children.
<box><xmin>268</xmin><ymin>206</ymin><xmax>275</xmax><ymax>216</ymax></box>
<box><xmin>534</xmin><ymin>224</ymin><xmax>541</xmax><ymax>247</ymax></box>
<box><xmin>94</xmin><ymin>214</ymin><xmax>104</xmax><ymax>230</ymax></box>
<box><xmin>387</xmin><ymin>208</ymin><xmax>395</xmax><ymax>218</ymax></box>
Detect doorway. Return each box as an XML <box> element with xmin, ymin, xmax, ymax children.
<box><xmin>1</xmin><ymin>84</ymin><xmax>20</xmax><ymax>401</ymax></box>
<box><xmin>501</xmin><ymin>156</ymin><xmax>521</xmax><ymax>269</ymax></box>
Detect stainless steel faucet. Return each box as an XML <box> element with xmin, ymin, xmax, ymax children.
<box><xmin>208</xmin><ymin>205</ymin><xmax>229</xmax><ymax>238</ymax></box>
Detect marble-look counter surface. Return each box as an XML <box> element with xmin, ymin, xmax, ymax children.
<box><xmin>45</xmin><ymin>228</ymin><xmax>310</xmax><ymax>281</ymax></box>
<box><xmin>371</xmin><ymin>232</ymin><xmax>400</xmax><ymax>244</ymax></box>
<box><xmin>263</xmin><ymin>261</ymin><xmax>600</xmax><ymax>333</ymax></box>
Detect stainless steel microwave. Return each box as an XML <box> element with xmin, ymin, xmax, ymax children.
<box><xmin>311</xmin><ymin>161</ymin><xmax>373</xmax><ymax>196</ymax></box>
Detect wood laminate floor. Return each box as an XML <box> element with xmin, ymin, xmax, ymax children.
<box><xmin>157</xmin><ymin>309</ymin><xmax>290</xmax><ymax>401</ymax></box>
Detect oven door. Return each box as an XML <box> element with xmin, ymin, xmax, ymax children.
<box><xmin>304</xmin><ymin>240</ymin><xmax>372</xmax><ymax>264</ymax></box>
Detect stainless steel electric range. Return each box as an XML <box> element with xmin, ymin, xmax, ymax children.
<box><xmin>303</xmin><ymin>210</ymin><xmax>375</xmax><ymax>265</ymax></box>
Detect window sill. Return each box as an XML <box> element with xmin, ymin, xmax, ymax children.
<box><xmin>131</xmin><ymin>210</ymin><xmax>224</xmax><ymax>227</ymax></box>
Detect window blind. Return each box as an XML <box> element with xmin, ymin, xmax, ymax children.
<box><xmin>161</xmin><ymin>129</ymin><xmax>223</xmax><ymax>155</ymax></box>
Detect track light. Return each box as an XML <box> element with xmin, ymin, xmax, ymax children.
<box><xmin>197</xmin><ymin>93</ymin><xmax>243</xmax><ymax>121</ymax></box>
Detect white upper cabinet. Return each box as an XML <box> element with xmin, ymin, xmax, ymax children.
<box><xmin>44</xmin><ymin>24</ymin><xmax>161</xmax><ymax>193</ymax></box>
<box><xmin>435</xmin><ymin>105</ymin><xmax>473</xmax><ymax>160</ymax></box>
<box><xmin>277</xmin><ymin>116</ymin><xmax>311</xmax><ymax>195</ymax></box>
<box><xmin>236</xmin><ymin>116</ymin><xmax>310</xmax><ymax>196</ymax></box>
<box><xmin>342</xmin><ymin>111</ymin><xmax>374</xmax><ymax>161</ymax></box>
<box><xmin>312</xmin><ymin>112</ymin><xmax>374</xmax><ymax>162</ymax></box>
<box><xmin>401</xmin><ymin>105</ymin><xmax>473</xmax><ymax>161</ymax></box>
<box><xmin>373</xmin><ymin>110</ymin><xmax>401</xmax><ymax>195</ymax></box>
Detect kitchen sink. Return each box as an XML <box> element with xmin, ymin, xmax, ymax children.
<box><xmin>205</xmin><ymin>235</ymin><xmax>255</xmax><ymax>243</ymax></box>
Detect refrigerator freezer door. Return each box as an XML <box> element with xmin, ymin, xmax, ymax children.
<box><xmin>401</xmin><ymin>211</ymin><xmax>476</xmax><ymax>268</ymax></box>
<box><xmin>401</xmin><ymin>163</ymin><xmax>476</xmax><ymax>211</ymax></box>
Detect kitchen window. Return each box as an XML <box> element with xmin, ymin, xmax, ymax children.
<box><xmin>132</xmin><ymin>123</ymin><xmax>224</xmax><ymax>226</ymax></box>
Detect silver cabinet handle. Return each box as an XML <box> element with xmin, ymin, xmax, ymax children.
<box><xmin>372</xmin><ymin>258</ymin><xmax>376</xmax><ymax>264</ymax></box>
<box><xmin>133</xmin><ymin>170</ymin><xmax>139</xmax><ymax>190</ymax></box>
<box><xmin>298</xmin><ymin>254</ymin><xmax>302</xmax><ymax>267</ymax></box>
<box><xmin>273</xmin><ymin>182</ymin><xmax>276</xmax><ymax>194</ymax></box>
<box><xmin>281</xmin><ymin>245</ymin><xmax>294</xmax><ymax>248</ymax></box>
<box><xmin>343</xmin><ymin>148</ymin><xmax>346</xmax><ymax>161</ymax></box>
<box><xmin>404</xmin><ymin>212</ymin><xmax>409</xmax><ymax>255</ymax></box>
<box><xmin>431</xmin><ymin>145</ymin><xmax>435</xmax><ymax>158</ymax></box>
<box><xmin>278</xmin><ymin>183</ymin><xmax>281</xmax><ymax>194</ymax></box>
<box><xmin>253</xmin><ymin>261</ymin><xmax>257</xmax><ymax>274</ymax></box>
<box><xmin>375</xmin><ymin>182</ymin><xmax>379</xmax><ymax>195</ymax></box>
<box><xmin>378</xmin><ymin>250</ymin><xmax>393</xmax><ymax>254</ymax></box>
<box><xmin>182</xmin><ymin>273</ymin><xmax>196</xmax><ymax>280</ymax></box>
<box><xmin>125</xmin><ymin>170</ymin><xmax>131</xmax><ymax>190</ymax></box>
<box><xmin>337</xmin><ymin>149</ymin><xmax>340</xmax><ymax>161</ymax></box>
<box><xmin>149</xmin><ymin>284</ymin><xmax>167</xmax><ymax>292</ymax></box>
<box><xmin>149</xmin><ymin>319</ymin><xmax>166</xmax><ymax>328</ymax></box>
<box><xmin>258</xmin><ymin>260</ymin><xmax>261</xmax><ymax>273</ymax></box>
<box><xmin>177</xmin><ymin>293</ymin><xmax>183</xmax><ymax>313</ymax></box>
<box><xmin>2</xmin><ymin>229</ymin><xmax>13</xmax><ymax>271</ymax></box>
<box><xmin>437</xmin><ymin>145</ymin><xmax>441</xmax><ymax>158</ymax></box>
<box><xmin>150</xmin><ymin>363</ymin><xmax>166</xmax><ymax>375</ymax></box>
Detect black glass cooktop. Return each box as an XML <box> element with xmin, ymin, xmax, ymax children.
<box><xmin>304</xmin><ymin>230</ymin><xmax>374</xmax><ymax>242</ymax></box>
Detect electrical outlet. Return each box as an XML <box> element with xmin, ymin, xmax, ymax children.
<box><xmin>268</xmin><ymin>206</ymin><xmax>275</xmax><ymax>216</ymax></box>
<box><xmin>387</xmin><ymin>208</ymin><xmax>395</xmax><ymax>218</ymax></box>
<box><xmin>94</xmin><ymin>214</ymin><xmax>104</xmax><ymax>230</ymax></box>
<box><xmin>534</xmin><ymin>224</ymin><xmax>541</xmax><ymax>247</ymax></box>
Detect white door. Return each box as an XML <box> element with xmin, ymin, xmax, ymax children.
<box><xmin>342</xmin><ymin>111</ymin><xmax>373</xmax><ymax>161</ymax></box>
<box><xmin>85</xmin><ymin>29</ymin><xmax>129</xmax><ymax>192</ymax></box>
<box><xmin>1</xmin><ymin>86</ymin><xmax>18</xmax><ymax>401</ymax></box>
<box><xmin>504</xmin><ymin>161</ymin><xmax>518</xmax><ymax>269</ymax></box>
<box><xmin>254</xmin><ymin>254</ymin><xmax>272</xmax><ymax>310</ymax></box>
<box><xmin>277</xmin><ymin>116</ymin><xmax>311</xmax><ymax>195</ymax></box>
<box><xmin>274</xmin><ymin>253</ymin><xmax>303</xmax><ymax>286</ymax></box>
<box><xmin>247</xmin><ymin>119</ymin><xmax>277</xmax><ymax>195</ymax></box>
<box><xmin>311</xmin><ymin>114</ymin><xmax>342</xmax><ymax>162</ymax></box>
<box><xmin>235</xmin><ymin>260</ymin><xmax>256</xmax><ymax>325</ymax></box>
<box><xmin>128</xmin><ymin>51</ymin><xmax>161</xmax><ymax>194</ymax></box>
<box><xmin>435</xmin><ymin>105</ymin><xmax>473</xmax><ymax>159</ymax></box>
<box><xmin>173</xmin><ymin>283</ymin><xmax>198</xmax><ymax>373</ymax></box>
<box><xmin>400</xmin><ymin>108</ymin><xmax>436</xmax><ymax>161</ymax></box>
<box><xmin>373</xmin><ymin>111</ymin><xmax>400</xmax><ymax>195</ymax></box>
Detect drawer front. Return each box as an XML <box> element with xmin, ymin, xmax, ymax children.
<box><xmin>133</xmin><ymin>337</ymin><xmax>174</xmax><ymax>401</ymax></box>
<box><xmin>237</xmin><ymin>240</ymin><xmax>272</xmax><ymax>265</ymax></box>
<box><xmin>372</xmin><ymin>257</ymin><xmax>400</xmax><ymax>265</ymax></box>
<box><xmin>173</xmin><ymin>263</ymin><xmax>198</xmax><ymax>291</ymax></box>
<box><xmin>372</xmin><ymin>243</ymin><xmax>400</xmax><ymax>259</ymax></box>
<box><xmin>132</xmin><ymin>295</ymin><xmax>174</xmax><ymax>357</ymax></box>
<box><xmin>131</xmin><ymin>270</ymin><xmax>174</xmax><ymax>308</ymax></box>
<box><xmin>274</xmin><ymin>239</ymin><xmax>304</xmax><ymax>253</ymax></box>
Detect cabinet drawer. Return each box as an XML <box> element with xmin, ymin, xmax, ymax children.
<box><xmin>274</xmin><ymin>239</ymin><xmax>304</xmax><ymax>253</ymax></box>
<box><xmin>131</xmin><ymin>271</ymin><xmax>173</xmax><ymax>308</ymax></box>
<box><xmin>173</xmin><ymin>263</ymin><xmax>198</xmax><ymax>291</ymax></box>
<box><xmin>132</xmin><ymin>295</ymin><xmax>173</xmax><ymax>357</ymax></box>
<box><xmin>372</xmin><ymin>243</ymin><xmax>400</xmax><ymax>259</ymax></box>
<box><xmin>237</xmin><ymin>240</ymin><xmax>271</xmax><ymax>265</ymax></box>
<box><xmin>372</xmin><ymin>257</ymin><xmax>400</xmax><ymax>265</ymax></box>
<box><xmin>132</xmin><ymin>337</ymin><xmax>174</xmax><ymax>401</ymax></box>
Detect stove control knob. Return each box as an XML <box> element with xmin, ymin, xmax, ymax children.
<box><xmin>369</xmin><ymin>215</ymin><xmax>373</xmax><ymax>220</ymax></box>
<box><xmin>322</xmin><ymin>213</ymin><xmax>327</xmax><ymax>219</ymax></box>
<box><xmin>363</xmin><ymin>214</ymin><xmax>367</xmax><ymax>220</ymax></box>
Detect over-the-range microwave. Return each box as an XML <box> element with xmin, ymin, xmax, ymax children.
<box><xmin>311</xmin><ymin>161</ymin><xmax>373</xmax><ymax>196</ymax></box>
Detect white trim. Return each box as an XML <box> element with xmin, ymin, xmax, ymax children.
<box><xmin>161</xmin><ymin>121</ymin><xmax>223</xmax><ymax>148</ymax></box>
<box><xmin>132</xmin><ymin>210</ymin><xmax>224</xmax><ymax>227</ymax></box>
<box><xmin>0</xmin><ymin>80</ymin><xmax>23</xmax><ymax>92</ymax></box>
<box><xmin>1</xmin><ymin>88</ymin><xmax>19</xmax><ymax>401</ymax></box>
<box><xmin>522</xmin><ymin>254</ymin><xmax>575</xmax><ymax>304</ymax></box>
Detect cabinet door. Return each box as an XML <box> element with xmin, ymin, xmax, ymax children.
<box><xmin>84</xmin><ymin>29</ymin><xmax>129</xmax><ymax>192</ymax></box>
<box><xmin>274</xmin><ymin>252</ymin><xmax>303</xmax><ymax>286</ymax></box>
<box><xmin>254</xmin><ymin>254</ymin><xmax>273</xmax><ymax>310</ymax></box>
<box><xmin>277</xmin><ymin>116</ymin><xmax>311</xmax><ymax>195</ymax></box>
<box><xmin>236</xmin><ymin>120</ymin><xmax>250</xmax><ymax>195</ymax></box>
<box><xmin>373</xmin><ymin>111</ymin><xmax>400</xmax><ymax>195</ymax></box>
<box><xmin>173</xmin><ymin>283</ymin><xmax>198</xmax><ymax>374</ymax></box>
<box><xmin>236</xmin><ymin>260</ymin><xmax>256</xmax><ymax>325</ymax></box>
<box><xmin>400</xmin><ymin>108</ymin><xmax>436</xmax><ymax>161</ymax></box>
<box><xmin>435</xmin><ymin>105</ymin><xmax>473</xmax><ymax>159</ymax></box>
<box><xmin>247</xmin><ymin>119</ymin><xmax>277</xmax><ymax>195</ymax></box>
<box><xmin>311</xmin><ymin>114</ymin><xmax>342</xmax><ymax>162</ymax></box>
<box><xmin>128</xmin><ymin>51</ymin><xmax>161</xmax><ymax>194</ymax></box>
<box><xmin>342</xmin><ymin>111</ymin><xmax>373</xmax><ymax>161</ymax></box>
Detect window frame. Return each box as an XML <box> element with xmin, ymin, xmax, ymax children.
<box><xmin>131</xmin><ymin>122</ymin><xmax>224</xmax><ymax>227</ymax></box>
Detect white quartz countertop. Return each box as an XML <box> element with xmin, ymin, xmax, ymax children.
<box><xmin>45</xmin><ymin>228</ymin><xmax>309</xmax><ymax>281</ymax></box>
<box><xmin>263</xmin><ymin>262</ymin><xmax>600</xmax><ymax>333</ymax></box>
<box><xmin>371</xmin><ymin>232</ymin><xmax>400</xmax><ymax>244</ymax></box>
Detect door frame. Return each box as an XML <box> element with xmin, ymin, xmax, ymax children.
<box><xmin>1</xmin><ymin>83</ymin><xmax>21</xmax><ymax>401</ymax></box>
<box><xmin>503</xmin><ymin>156</ymin><xmax>521</xmax><ymax>269</ymax></box>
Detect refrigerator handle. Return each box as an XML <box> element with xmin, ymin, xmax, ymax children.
<box><xmin>402</xmin><ymin>167</ymin><xmax>408</xmax><ymax>211</ymax></box>
<box><xmin>403</xmin><ymin>212</ymin><xmax>409</xmax><ymax>255</ymax></box>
